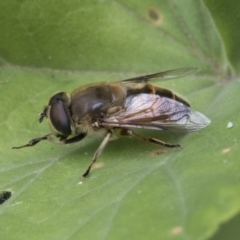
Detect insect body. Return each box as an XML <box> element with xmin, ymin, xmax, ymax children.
<box><xmin>13</xmin><ymin>68</ymin><xmax>211</xmax><ymax>178</ymax></box>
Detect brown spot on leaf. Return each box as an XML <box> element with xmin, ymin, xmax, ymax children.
<box><xmin>222</xmin><ymin>148</ymin><xmax>231</xmax><ymax>154</ymax></box>
<box><xmin>150</xmin><ymin>149</ymin><xmax>168</xmax><ymax>156</ymax></box>
<box><xmin>0</xmin><ymin>191</ymin><xmax>11</xmax><ymax>205</ymax></box>
<box><xmin>92</xmin><ymin>162</ymin><xmax>104</xmax><ymax>169</ymax></box>
<box><xmin>170</xmin><ymin>226</ymin><xmax>183</xmax><ymax>236</ymax></box>
<box><xmin>147</xmin><ymin>7</ymin><xmax>163</xmax><ymax>26</ymax></box>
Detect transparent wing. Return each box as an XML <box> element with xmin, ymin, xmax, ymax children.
<box><xmin>102</xmin><ymin>94</ymin><xmax>210</xmax><ymax>132</ymax></box>
<box><xmin>121</xmin><ymin>68</ymin><xmax>198</xmax><ymax>83</ymax></box>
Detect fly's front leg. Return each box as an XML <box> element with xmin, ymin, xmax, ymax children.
<box><xmin>61</xmin><ymin>133</ymin><xmax>87</xmax><ymax>144</ymax></box>
<box><xmin>82</xmin><ymin>131</ymin><xmax>112</xmax><ymax>178</ymax></box>
<box><xmin>12</xmin><ymin>133</ymin><xmax>53</xmax><ymax>149</ymax></box>
<box><xmin>127</xmin><ymin>130</ymin><xmax>182</xmax><ymax>149</ymax></box>
<box><xmin>13</xmin><ymin>133</ymin><xmax>87</xmax><ymax>149</ymax></box>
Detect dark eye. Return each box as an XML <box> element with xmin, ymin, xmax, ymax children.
<box><xmin>49</xmin><ymin>94</ymin><xmax>71</xmax><ymax>136</ymax></box>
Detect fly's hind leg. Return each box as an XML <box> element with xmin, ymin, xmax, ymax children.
<box><xmin>82</xmin><ymin>131</ymin><xmax>112</xmax><ymax>179</ymax></box>
<box><xmin>126</xmin><ymin>130</ymin><xmax>182</xmax><ymax>149</ymax></box>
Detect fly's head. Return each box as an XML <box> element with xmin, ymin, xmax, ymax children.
<box><xmin>39</xmin><ymin>92</ymin><xmax>73</xmax><ymax>137</ymax></box>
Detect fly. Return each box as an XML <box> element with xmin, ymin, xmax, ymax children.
<box><xmin>13</xmin><ymin>68</ymin><xmax>211</xmax><ymax>178</ymax></box>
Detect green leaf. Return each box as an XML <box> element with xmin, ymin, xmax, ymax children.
<box><xmin>0</xmin><ymin>1</ymin><xmax>239</xmax><ymax>240</ymax></box>
<box><xmin>204</xmin><ymin>0</ymin><xmax>240</xmax><ymax>74</ymax></box>
<box><xmin>209</xmin><ymin>213</ymin><xmax>240</xmax><ymax>240</ymax></box>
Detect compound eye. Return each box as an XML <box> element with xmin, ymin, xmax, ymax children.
<box><xmin>50</xmin><ymin>97</ymin><xmax>71</xmax><ymax>136</ymax></box>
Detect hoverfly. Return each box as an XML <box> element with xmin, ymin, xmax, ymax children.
<box><xmin>13</xmin><ymin>68</ymin><xmax>211</xmax><ymax>178</ymax></box>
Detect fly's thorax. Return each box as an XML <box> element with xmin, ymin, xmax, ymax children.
<box><xmin>74</xmin><ymin>115</ymin><xmax>94</xmax><ymax>134</ymax></box>
<box><xmin>70</xmin><ymin>83</ymin><xmax>127</xmax><ymax>124</ymax></box>
<box><xmin>124</xmin><ymin>82</ymin><xmax>146</xmax><ymax>91</ymax></box>
<box><xmin>108</xmin><ymin>83</ymin><xmax>127</xmax><ymax>105</ymax></box>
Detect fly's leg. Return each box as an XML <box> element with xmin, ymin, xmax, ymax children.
<box><xmin>61</xmin><ymin>133</ymin><xmax>87</xmax><ymax>144</ymax></box>
<box><xmin>12</xmin><ymin>133</ymin><xmax>87</xmax><ymax>149</ymax></box>
<box><xmin>127</xmin><ymin>130</ymin><xmax>182</xmax><ymax>149</ymax></box>
<box><xmin>12</xmin><ymin>133</ymin><xmax>53</xmax><ymax>149</ymax></box>
<box><xmin>82</xmin><ymin>132</ymin><xmax>112</xmax><ymax>178</ymax></box>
